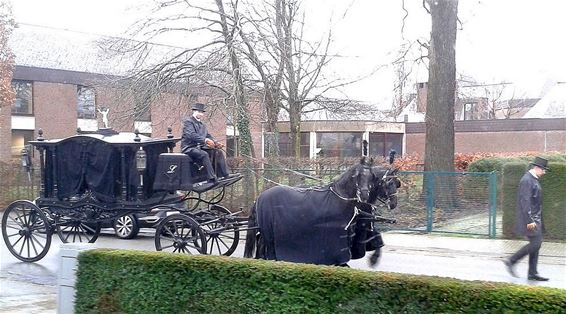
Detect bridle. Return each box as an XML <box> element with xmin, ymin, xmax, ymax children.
<box><xmin>330</xmin><ymin>164</ymin><xmax>372</xmax><ymax>203</ymax></box>
<box><xmin>372</xmin><ymin>169</ymin><xmax>399</xmax><ymax>208</ymax></box>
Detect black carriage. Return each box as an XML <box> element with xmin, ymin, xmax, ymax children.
<box><xmin>2</xmin><ymin>128</ymin><xmax>244</xmax><ymax>262</ymax></box>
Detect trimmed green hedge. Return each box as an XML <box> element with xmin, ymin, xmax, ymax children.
<box><xmin>76</xmin><ymin>250</ymin><xmax>566</xmax><ymax>313</ymax></box>
<box><xmin>502</xmin><ymin>162</ymin><xmax>566</xmax><ymax>240</ymax></box>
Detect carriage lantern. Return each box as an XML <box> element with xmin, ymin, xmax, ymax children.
<box><xmin>136</xmin><ymin>147</ymin><xmax>146</xmax><ymax>172</ymax></box>
<box><xmin>21</xmin><ymin>147</ymin><xmax>30</xmax><ymax>168</ymax></box>
<box><xmin>21</xmin><ymin>147</ymin><xmax>32</xmax><ymax>182</ymax></box>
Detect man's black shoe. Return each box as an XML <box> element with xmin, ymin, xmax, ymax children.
<box><xmin>503</xmin><ymin>259</ymin><xmax>518</xmax><ymax>278</ymax></box>
<box><xmin>528</xmin><ymin>274</ymin><xmax>549</xmax><ymax>281</ymax></box>
<box><xmin>207</xmin><ymin>177</ymin><xmax>218</xmax><ymax>184</ymax></box>
<box><xmin>220</xmin><ymin>173</ymin><xmax>240</xmax><ymax>180</ymax></box>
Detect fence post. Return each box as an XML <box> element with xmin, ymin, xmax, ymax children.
<box><xmin>489</xmin><ymin>171</ymin><xmax>497</xmax><ymax>238</ymax></box>
<box><xmin>425</xmin><ymin>172</ymin><xmax>434</xmax><ymax>233</ymax></box>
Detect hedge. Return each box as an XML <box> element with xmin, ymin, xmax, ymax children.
<box><xmin>75</xmin><ymin>249</ymin><xmax>566</xmax><ymax>314</ymax></box>
<box><xmin>502</xmin><ymin>162</ymin><xmax>566</xmax><ymax>240</ymax></box>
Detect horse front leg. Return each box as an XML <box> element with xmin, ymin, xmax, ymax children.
<box><xmin>368</xmin><ymin>232</ymin><xmax>384</xmax><ymax>267</ymax></box>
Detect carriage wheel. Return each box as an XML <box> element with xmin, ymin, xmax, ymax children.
<box><xmin>1</xmin><ymin>200</ymin><xmax>52</xmax><ymax>262</ymax></box>
<box><xmin>56</xmin><ymin>219</ymin><xmax>101</xmax><ymax>243</ymax></box>
<box><xmin>155</xmin><ymin>214</ymin><xmax>207</xmax><ymax>255</ymax></box>
<box><xmin>199</xmin><ymin>205</ymin><xmax>240</xmax><ymax>256</ymax></box>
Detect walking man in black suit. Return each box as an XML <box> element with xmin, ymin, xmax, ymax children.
<box><xmin>503</xmin><ymin>156</ymin><xmax>550</xmax><ymax>281</ymax></box>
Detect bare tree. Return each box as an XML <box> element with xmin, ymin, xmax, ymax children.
<box><xmin>423</xmin><ymin>0</ymin><xmax>458</xmax><ymax>173</ymax></box>
<box><xmin>98</xmin><ymin>0</ymin><xmax>256</xmax><ymax>157</ymax></box>
<box><xmin>272</xmin><ymin>0</ymin><xmax>374</xmax><ymax>158</ymax></box>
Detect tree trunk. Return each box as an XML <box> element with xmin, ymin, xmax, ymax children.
<box><xmin>215</xmin><ymin>0</ymin><xmax>256</xmax><ymax>210</ymax></box>
<box><xmin>289</xmin><ymin>104</ymin><xmax>301</xmax><ymax>159</ymax></box>
<box><xmin>424</xmin><ymin>0</ymin><xmax>458</xmax><ymax>173</ymax></box>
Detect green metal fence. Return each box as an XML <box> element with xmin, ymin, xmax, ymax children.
<box><xmin>0</xmin><ymin>164</ymin><xmax>498</xmax><ymax>238</ymax></box>
<box><xmin>223</xmin><ymin>169</ymin><xmax>498</xmax><ymax>238</ymax></box>
<box><xmin>390</xmin><ymin>171</ymin><xmax>498</xmax><ymax>238</ymax></box>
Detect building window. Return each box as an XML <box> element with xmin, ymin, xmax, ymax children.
<box><xmin>463</xmin><ymin>102</ymin><xmax>475</xmax><ymax>120</ymax></box>
<box><xmin>316</xmin><ymin>132</ymin><xmax>363</xmax><ymax>158</ymax></box>
<box><xmin>11</xmin><ymin>81</ymin><xmax>33</xmax><ymax>115</ymax></box>
<box><xmin>134</xmin><ymin>93</ymin><xmax>152</xmax><ymax>122</ymax></box>
<box><xmin>369</xmin><ymin>132</ymin><xmax>403</xmax><ymax>158</ymax></box>
<box><xmin>227</xmin><ymin>135</ymin><xmax>238</xmax><ymax>157</ymax></box>
<box><xmin>77</xmin><ymin>86</ymin><xmax>96</xmax><ymax>119</ymax></box>
<box><xmin>278</xmin><ymin>132</ymin><xmax>310</xmax><ymax>157</ymax></box>
<box><xmin>11</xmin><ymin>130</ymin><xmax>34</xmax><ymax>157</ymax></box>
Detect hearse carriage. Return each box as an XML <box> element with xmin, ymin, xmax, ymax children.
<box><xmin>2</xmin><ymin>128</ymin><xmax>244</xmax><ymax>262</ymax></box>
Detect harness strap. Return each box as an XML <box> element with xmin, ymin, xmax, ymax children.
<box><xmin>330</xmin><ymin>186</ymin><xmax>358</xmax><ymax>201</ymax></box>
<box><xmin>344</xmin><ymin>206</ymin><xmax>360</xmax><ymax>230</ymax></box>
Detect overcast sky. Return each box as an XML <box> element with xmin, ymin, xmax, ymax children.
<box><xmin>10</xmin><ymin>0</ymin><xmax>566</xmax><ymax>105</ymax></box>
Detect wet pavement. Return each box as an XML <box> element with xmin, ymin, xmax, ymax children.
<box><xmin>1</xmin><ymin>229</ymin><xmax>565</xmax><ymax>314</ymax></box>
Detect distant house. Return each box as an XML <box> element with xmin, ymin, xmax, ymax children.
<box><xmin>494</xmin><ymin>98</ymin><xmax>540</xmax><ymax>119</ymax></box>
<box><xmin>523</xmin><ymin>82</ymin><xmax>566</xmax><ymax>118</ymax></box>
<box><xmin>396</xmin><ymin>82</ymin><xmax>494</xmax><ymax>122</ymax></box>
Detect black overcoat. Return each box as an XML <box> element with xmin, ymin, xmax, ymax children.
<box><xmin>181</xmin><ymin>116</ymin><xmax>213</xmax><ymax>153</ymax></box>
<box><xmin>514</xmin><ymin>171</ymin><xmax>543</xmax><ymax>237</ymax></box>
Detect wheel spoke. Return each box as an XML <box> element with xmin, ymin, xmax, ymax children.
<box><xmin>7</xmin><ymin>215</ymin><xmax>24</xmax><ymax>228</ymax></box>
<box><xmin>6</xmin><ymin>223</ymin><xmax>24</xmax><ymax>231</ymax></box>
<box><xmin>81</xmin><ymin>223</ymin><xmax>97</xmax><ymax>234</ymax></box>
<box><xmin>18</xmin><ymin>236</ymin><xmax>27</xmax><ymax>255</ymax></box>
<box><xmin>79</xmin><ymin>225</ymin><xmax>91</xmax><ymax>242</ymax></box>
<box><xmin>29</xmin><ymin>234</ymin><xmax>46</xmax><ymax>251</ymax></box>
<box><xmin>77</xmin><ymin>227</ymin><xmax>84</xmax><ymax>242</ymax></box>
<box><xmin>21</xmin><ymin>208</ymin><xmax>29</xmax><ymax>227</ymax></box>
<box><xmin>11</xmin><ymin>234</ymin><xmax>25</xmax><ymax>246</ymax></box>
<box><xmin>160</xmin><ymin>243</ymin><xmax>175</xmax><ymax>250</ymax></box>
<box><xmin>29</xmin><ymin>234</ymin><xmax>40</xmax><ymax>256</ymax></box>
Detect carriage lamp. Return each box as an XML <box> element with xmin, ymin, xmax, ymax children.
<box><xmin>136</xmin><ymin>147</ymin><xmax>147</xmax><ymax>172</ymax></box>
<box><xmin>136</xmin><ymin>147</ymin><xmax>146</xmax><ymax>197</ymax></box>
<box><xmin>21</xmin><ymin>148</ymin><xmax>30</xmax><ymax>168</ymax></box>
<box><xmin>21</xmin><ymin>147</ymin><xmax>32</xmax><ymax>182</ymax></box>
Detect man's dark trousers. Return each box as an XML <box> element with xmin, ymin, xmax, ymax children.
<box><xmin>509</xmin><ymin>234</ymin><xmax>542</xmax><ymax>276</ymax></box>
<box><xmin>186</xmin><ymin>148</ymin><xmax>216</xmax><ymax>180</ymax></box>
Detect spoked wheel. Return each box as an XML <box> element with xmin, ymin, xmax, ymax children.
<box><xmin>155</xmin><ymin>214</ymin><xmax>207</xmax><ymax>255</ymax></box>
<box><xmin>56</xmin><ymin>219</ymin><xmax>101</xmax><ymax>243</ymax></box>
<box><xmin>1</xmin><ymin>200</ymin><xmax>52</xmax><ymax>262</ymax></box>
<box><xmin>198</xmin><ymin>205</ymin><xmax>240</xmax><ymax>256</ymax></box>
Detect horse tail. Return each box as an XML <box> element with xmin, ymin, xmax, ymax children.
<box><xmin>244</xmin><ymin>202</ymin><xmax>258</xmax><ymax>258</ymax></box>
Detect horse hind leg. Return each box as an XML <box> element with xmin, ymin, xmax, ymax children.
<box><xmin>244</xmin><ymin>203</ymin><xmax>258</xmax><ymax>258</ymax></box>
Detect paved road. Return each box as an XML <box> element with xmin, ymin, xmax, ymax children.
<box><xmin>1</xmin><ymin>228</ymin><xmax>565</xmax><ymax>314</ymax></box>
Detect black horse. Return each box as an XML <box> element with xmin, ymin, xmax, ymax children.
<box><xmin>244</xmin><ymin>157</ymin><xmax>397</xmax><ymax>266</ymax></box>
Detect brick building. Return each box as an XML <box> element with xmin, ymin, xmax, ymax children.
<box><xmin>3</xmin><ymin>24</ymin><xmax>265</xmax><ymax>161</ymax></box>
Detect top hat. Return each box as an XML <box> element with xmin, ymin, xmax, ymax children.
<box><xmin>530</xmin><ymin>156</ymin><xmax>549</xmax><ymax>170</ymax></box>
<box><xmin>191</xmin><ymin>103</ymin><xmax>206</xmax><ymax>112</ymax></box>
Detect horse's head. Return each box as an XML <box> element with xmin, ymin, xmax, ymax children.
<box><xmin>370</xmin><ymin>166</ymin><xmax>401</xmax><ymax>210</ymax></box>
<box><xmin>351</xmin><ymin>156</ymin><xmax>375</xmax><ymax>203</ymax></box>
<box><xmin>334</xmin><ymin>156</ymin><xmax>375</xmax><ymax>203</ymax></box>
